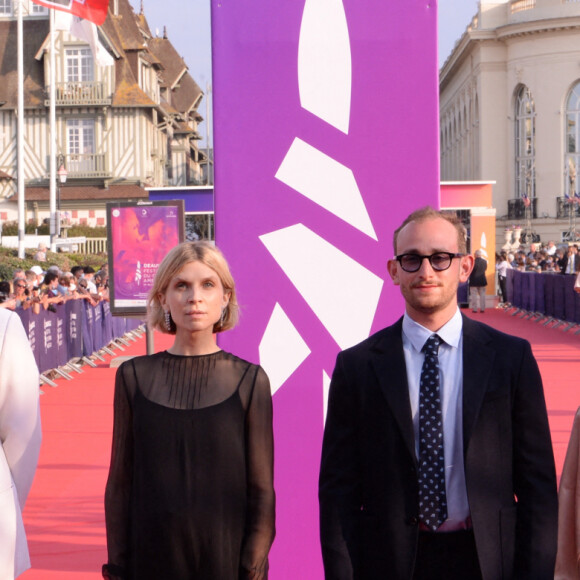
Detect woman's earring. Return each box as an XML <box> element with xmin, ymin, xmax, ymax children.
<box><xmin>165</xmin><ymin>310</ymin><xmax>172</xmax><ymax>332</ymax></box>
<box><xmin>219</xmin><ymin>308</ymin><xmax>226</xmax><ymax>328</ymax></box>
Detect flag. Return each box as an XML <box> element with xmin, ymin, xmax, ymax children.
<box><xmin>55</xmin><ymin>11</ymin><xmax>114</xmax><ymax>67</ymax></box>
<box><xmin>31</xmin><ymin>0</ymin><xmax>109</xmax><ymax>26</ymax></box>
<box><xmin>522</xmin><ymin>193</ymin><xmax>531</xmax><ymax>207</ymax></box>
<box><xmin>565</xmin><ymin>192</ymin><xmax>573</xmax><ymax>204</ymax></box>
<box><xmin>575</xmin><ymin>192</ymin><xmax>580</xmax><ymax>204</ymax></box>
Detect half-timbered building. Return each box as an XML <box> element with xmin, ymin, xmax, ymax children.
<box><xmin>0</xmin><ymin>0</ymin><xmax>204</xmax><ymax>228</ymax></box>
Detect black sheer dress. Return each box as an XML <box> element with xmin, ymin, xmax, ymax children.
<box><xmin>104</xmin><ymin>350</ymin><xmax>275</xmax><ymax>580</ymax></box>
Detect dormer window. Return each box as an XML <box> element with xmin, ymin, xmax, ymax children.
<box><xmin>66</xmin><ymin>47</ymin><xmax>94</xmax><ymax>83</ymax></box>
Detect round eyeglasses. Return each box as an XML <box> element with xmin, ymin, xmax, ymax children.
<box><xmin>395</xmin><ymin>252</ymin><xmax>465</xmax><ymax>273</ymax></box>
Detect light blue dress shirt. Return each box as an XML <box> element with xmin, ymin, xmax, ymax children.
<box><xmin>402</xmin><ymin>309</ymin><xmax>470</xmax><ymax>530</ymax></box>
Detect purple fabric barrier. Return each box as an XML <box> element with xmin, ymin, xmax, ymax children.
<box><xmin>17</xmin><ymin>308</ymin><xmax>41</xmax><ymax>365</ymax></box>
<box><xmin>522</xmin><ymin>273</ymin><xmax>533</xmax><ymax>311</ymax></box>
<box><xmin>92</xmin><ymin>303</ymin><xmax>104</xmax><ymax>352</ymax></box>
<box><xmin>534</xmin><ymin>272</ymin><xmax>546</xmax><ymax>313</ymax></box>
<box><xmin>506</xmin><ymin>269</ymin><xmax>514</xmax><ymax>304</ymax></box>
<box><xmin>16</xmin><ymin>300</ymin><xmax>140</xmax><ymax>373</ymax></box>
<box><xmin>563</xmin><ymin>275</ymin><xmax>577</xmax><ymax>322</ymax></box>
<box><xmin>575</xmin><ymin>285</ymin><xmax>580</xmax><ymax>324</ymax></box>
<box><xmin>39</xmin><ymin>309</ymin><xmax>58</xmax><ymax>373</ymax></box>
<box><xmin>81</xmin><ymin>302</ymin><xmax>95</xmax><ymax>356</ymax></box>
<box><xmin>457</xmin><ymin>281</ymin><xmax>468</xmax><ymax>306</ymax></box>
<box><xmin>102</xmin><ymin>301</ymin><xmax>113</xmax><ymax>345</ymax></box>
<box><xmin>544</xmin><ymin>274</ymin><xmax>556</xmax><ymax>317</ymax></box>
<box><xmin>512</xmin><ymin>270</ymin><xmax>524</xmax><ymax>308</ymax></box>
<box><xmin>65</xmin><ymin>299</ymin><xmax>83</xmax><ymax>360</ymax></box>
<box><xmin>553</xmin><ymin>276</ymin><xmax>566</xmax><ymax>320</ymax></box>
<box><xmin>55</xmin><ymin>305</ymin><xmax>68</xmax><ymax>367</ymax></box>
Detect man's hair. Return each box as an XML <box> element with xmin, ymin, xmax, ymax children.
<box><xmin>392</xmin><ymin>206</ymin><xmax>467</xmax><ymax>255</ymax></box>
<box><xmin>43</xmin><ymin>272</ymin><xmax>59</xmax><ymax>285</ymax></box>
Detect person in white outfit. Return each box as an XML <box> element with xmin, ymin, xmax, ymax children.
<box><xmin>0</xmin><ymin>309</ymin><xmax>42</xmax><ymax>579</ymax></box>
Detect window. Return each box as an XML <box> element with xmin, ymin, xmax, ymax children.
<box><xmin>31</xmin><ymin>2</ymin><xmax>47</xmax><ymax>13</ymax></box>
<box><xmin>65</xmin><ymin>48</ymin><xmax>94</xmax><ymax>83</ymax></box>
<box><xmin>515</xmin><ymin>85</ymin><xmax>535</xmax><ymax>201</ymax></box>
<box><xmin>67</xmin><ymin>118</ymin><xmax>96</xmax><ymax>173</ymax></box>
<box><xmin>565</xmin><ymin>82</ymin><xmax>580</xmax><ymax>198</ymax></box>
<box><xmin>0</xmin><ymin>0</ymin><xmax>12</xmax><ymax>15</ymax></box>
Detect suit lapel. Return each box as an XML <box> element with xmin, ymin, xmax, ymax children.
<box><xmin>461</xmin><ymin>315</ymin><xmax>496</xmax><ymax>453</ymax></box>
<box><xmin>370</xmin><ymin>319</ymin><xmax>417</xmax><ymax>463</ymax></box>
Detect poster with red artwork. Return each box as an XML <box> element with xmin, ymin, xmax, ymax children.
<box><xmin>107</xmin><ymin>201</ymin><xmax>184</xmax><ymax>316</ymax></box>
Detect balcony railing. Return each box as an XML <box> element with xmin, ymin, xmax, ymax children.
<box><xmin>66</xmin><ymin>154</ymin><xmax>109</xmax><ymax>179</ymax></box>
<box><xmin>511</xmin><ymin>0</ymin><xmax>535</xmax><ymax>12</ymax></box>
<box><xmin>556</xmin><ymin>196</ymin><xmax>580</xmax><ymax>218</ymax></box>
<box><xmin>45</xmin><ymin>82</ymin><xmax>111</xmax><ymax>107</ymax></box>
<box><xmin>508</xmin><ymin>197</ymin><xmax>537</xmax><ymax>220</ymax></box>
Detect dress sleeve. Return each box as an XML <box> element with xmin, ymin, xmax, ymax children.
<box><xmin>0</xmin><ymin>311</ymin><xmax>41</xmax><ymax>509</ymax></box>
<box><xmin>240</xmin><ymin>366</ymin><xmax>275</xmax><ymax>579</ymax></box>
<box><xmin>103</xmin><ymin>361</ymin><xmax>135</xmax><ymax>579</ymax></box>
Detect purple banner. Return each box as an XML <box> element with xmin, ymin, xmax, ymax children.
<box><xmin>212</xmin><ymin>1</ymin><xmax>439</xmax><ymax>576</ymax></box>
<box><xmin>66</xmin><ymin>299</ymin><xmax>83</xmax><ymax>360</ymax></box>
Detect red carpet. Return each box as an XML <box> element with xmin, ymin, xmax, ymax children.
<box><xmin>19</xmin><ymin>311</ymin><xmax>580</xmax><ymax>579</ymax></box>
<box><xmin>20</xmin><ymin>330</ymin><xmax>173</xmax><ymax>580</ymax></box>
<box><xmin>464</xmin><ymin>308</ymin><xmax>580</xmax><ymax>480</ymax></box>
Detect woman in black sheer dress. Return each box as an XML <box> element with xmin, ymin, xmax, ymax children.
<box><xmin>103</xmin><ymin>242</ymin><xmax>275</xmax><ymax>580</ymax></box>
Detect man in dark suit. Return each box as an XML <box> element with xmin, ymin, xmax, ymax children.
<box><xmin>319</xmin><ymin>207</ymin><xmax>558</xmax><ymax>580</ymax></box>
<box><xmin>561</xmin><ymin>244</ymin><xmax>580</xmax><ymax>275</ymax></box>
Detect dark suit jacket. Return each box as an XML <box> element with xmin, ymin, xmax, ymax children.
<box><xmin>560</xmin><ymin>253</ymin><xmax>580</xmax><ymax>274</ymax></box>
<box><xmin>319</xmin><ymin>315</ymin><xmax>558</xmax><ymax>580</ymax></box>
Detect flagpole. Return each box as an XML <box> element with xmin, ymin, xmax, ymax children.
<box><xmin>49</xmin><ymin>8</ymin><xmax>57</xmax><ymax>252</ymax></box>
<box><xmin>17</xmin><ymin>0</ymin><xmax>25</xmax><ymax>258</ymax></box>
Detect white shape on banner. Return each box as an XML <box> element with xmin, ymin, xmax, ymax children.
<box><xmin>260</xmin><ymin>224</ymin><xmax>384</xmax><ymax>350</ymax></box>
<box><xmin>259</xmin><ymin>303</ymin><xmax>311</xmax><ymax>395</ymax></box>
<box><xmin>323</xmin><ymin>370</ymin><xmax>331</xmax><ymax>426</ymax></box>
<box><xmin>298</xmin><ymin>0</ymin><xmax>351</xmax><ymax>133</ymax></box>
<box><xmin>276</xmin><ymin>138</ymin><xmax>377</xmax><ymax>240</ymax></box>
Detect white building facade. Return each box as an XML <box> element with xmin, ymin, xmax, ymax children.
<box><xmin>0</xmin><ymin>0</ymin><xmax>205</xmax><ymax>232</ymax></box>
<box><xmin>440</xmin><ymin>0</ymin><xmax>580</xmax><ymax>245</ymax></box>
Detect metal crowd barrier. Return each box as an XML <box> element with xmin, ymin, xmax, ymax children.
<box><xmin>15</xmin><ymin>300</ymin><xmax>144</xmax><ymax>387</ymax></box>
<box><xmin>504</xmin><ymin>270</ymin><xmax>580</xmax><ymax>333</ymax></box>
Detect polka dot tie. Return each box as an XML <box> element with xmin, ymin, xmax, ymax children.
<box><xmin>418</xmin><ymin>334</ymin><xmax>448</xmax><ymax>531</ymax></box>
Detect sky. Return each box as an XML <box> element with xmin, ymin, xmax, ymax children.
<box><xmin>129</xmin><ymin>0</ymin><xmax>480</xmax><ymax>146</ymax></box>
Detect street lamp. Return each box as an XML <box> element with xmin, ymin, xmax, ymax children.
<box><xmin>57</xmin><ymin>154</ymin><xmax>67</xmax><ymax>238</ymax></box>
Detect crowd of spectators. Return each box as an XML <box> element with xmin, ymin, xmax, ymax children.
<box><xmin>497</xmin><ymin>241</ymin><xmax>580</xmax><ymax>276</ymax></box>
<box><xmin>0</xmin><ymin>263</ymin><xmax>110</xmax><ymax>313</ymax></box>
<box><xmin>495</xmin><ymin>240</ymin><xmax>580</xmax><ymax>304</ymax></box>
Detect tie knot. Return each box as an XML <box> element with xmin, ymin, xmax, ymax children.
<box><xmin>422</xmin><ymin>334</ymin><xmax>441</xmax><ymax>354</ymax></box>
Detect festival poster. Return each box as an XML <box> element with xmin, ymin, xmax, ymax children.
<box><xmin>107</xmin><ymin>201</ymin><xmax>185</xmax><ymax>316</ymax></box>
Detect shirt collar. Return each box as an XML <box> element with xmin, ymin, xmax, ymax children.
<box><xmin>402</xmin><ymin>308</ymin><xmax>463</xmax><ymax>353</ymax></box>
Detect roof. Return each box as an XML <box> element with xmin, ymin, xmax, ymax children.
<box><xmin>171</xmin><ymin>73</ymin><xmax>203</xmax><ymax>114</ymax></box>
<box><xmin>0</xmin><ymin>19</ymin><xmax>49</xmax><ymax>108</ymax></box>
<box><xmin>148</xmin><ymin>37</ymin><xmax>188</xmax><ymax>89</ymax></box>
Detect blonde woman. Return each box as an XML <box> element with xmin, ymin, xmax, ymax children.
<box><xmin>104</xmin><ymin>242</ymin><xmax>275</xmax><ymax>580</ymax></box>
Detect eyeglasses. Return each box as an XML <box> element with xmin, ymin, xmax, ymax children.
<box><xmin>15</xmin><ymin>284</ymin><xmax>26</xmax><ymax>289</ymax></box>
<box><xmin>395</xmin><ymin>252</ymin><xmax>465</xmax><ymax>273</ymax></box>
